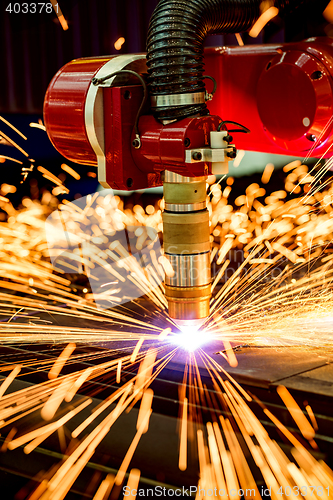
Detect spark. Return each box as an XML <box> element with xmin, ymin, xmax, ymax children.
<box><xmin>0</xmin><ymin>156</ymin><xmax>23</xmax><ymax>164</ymax></box>
<box><xmin>249</xmin><ymin>7</ymin><xmax>279</xmax><ymax>38</ymax></box>
<box><xmin>0</xmin><ymin>150</ymin><xmax>333</xmax><ymax>498</ymax></box>
<box><xmin>114</xmin><ymin>37</ymin><xmax>126</xmax><ymax>50</ymax></box>
<box><xmin>324</xmin><ymin>0</ymin><xmax>333</xmax><ymax>22</ymax></box>
<box><xmin>173</xmin><ymin>327</ymin><xmax>210</xmax><ymax>351</ymax></box>
<box><xmin>130</xmin><ymin>338</ymin><xmax>144</xmax><ymax>363</ymax></box>
<box><xmin>0</xmin><ymin>130</ymin><xmax>29</xmax><ymax>156</ymax></box>
<box><xmin>0</xmin><ymin>115</ymin><xmax>27</xmax><ymax>140</ymax></box>
<box><xmin>49</xmin><ymin>0</ymin><xmax>69</xmax><ymax>30</ymax></box>
<box><xmin>276</xmin><ymin>385</ymin><xmax>316</xmax><ymax>441</ymax></box>
<box><xmin>261</xmin><ymin>163</ymin><xmax>274</xmax><ymax>184</ymax></box>
<box><xmin>235</xmin><ymin>33</ymin><xmax>244</xmax><ymax>46</ymax></box>
<box><xmin>48</xmin><ymin>343</ymin><xmax>76</xmax><ymax>379</ymax></box>
<box><xmin>178</xmin><ymin>397</ymin><xmax>188</xmax><ymax>471</ymax></box>
<box><xmin>29</xmin><ymin>122</ymin><xmax>47</xmax><ymax>131</ymax></box>
<box><xmin>61</xmin><ymin>163</ymin><xmax>81</xmax><ymax>180</ymax></box>
<box><xmin>123</xmin><ymin>470</ymin><xmax>140</xmax><ymax>500</ymax></box>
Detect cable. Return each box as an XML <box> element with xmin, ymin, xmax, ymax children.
<box><xmin>217</xmin><ymin>120</ymin><xmax>251</xmax><ymax>133</ymax></box>
<box><xmin>203</xmin><ymin>75</ymin><xmax>217</xmax><ymax>100</ymax></box>
<box><xmin>92</xmin><ymin>70</ymin><xmax>148</xmax><ymax>146</ymax></box>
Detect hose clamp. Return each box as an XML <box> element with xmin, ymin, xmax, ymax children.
<box><xmin>151</xmin><ymin>92</ymin><xmax>206</xmax><ymax>108</ymax></box>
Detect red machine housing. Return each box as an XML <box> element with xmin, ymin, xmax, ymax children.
<box><xmin>44</xmin><ymin>37</ymin><xmax>333</xmax><ymax>190</ymax></box>
<box><xmin>205</xmin><ymin>38</ymin><xmax>333</xmax><ymax>158</ymax></box>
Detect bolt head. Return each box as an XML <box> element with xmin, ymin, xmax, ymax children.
<box><xmin>192</xmin><ymin>151</ymin><xmax>202</xmax><ymax>161</ymax></box>
<box><xmin>226</xmin><ymin>148</ymin><xmax>237</xmax><ymax>159</ymax></box>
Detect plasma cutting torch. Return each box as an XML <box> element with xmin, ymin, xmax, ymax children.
<box><xmin>44</xmin><ymin>0</ymin><xmax>333</xmax><ymax>330</ymax></box>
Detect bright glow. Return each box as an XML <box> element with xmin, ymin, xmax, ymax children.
<box><xmin>114</xmin><ymin>37</ymin><xmax>125</xmax><ymax>50</ymax></box>
<box><xmin>172</xmin><ymin>327</ymin><xmax>210</xmax><ymax>352</ymax></box>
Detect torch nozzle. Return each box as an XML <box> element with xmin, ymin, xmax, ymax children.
<box><xmin>163</xmin><ymin>171</ymin><xmax>211</xmax><ymax>328</ymax></box>
<box><xmin>173</xmin><ymin>318</ymin><xmax>206</xmax><ymax>332</ymax></box>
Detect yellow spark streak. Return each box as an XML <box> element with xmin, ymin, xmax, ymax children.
<box><xmin>216</xmin><ymin>238</ymin><xmax>234</xmax><ymax>265</ymax></box>
<box><xmin>233</xmin><ymin>150</ymin><xmax>245</xmax><ymax>168</ymax></box>
<box><xmin>222</xmin><ymin>419</ymin><xmax>259</xmax><ymax>498</ymax></box>
<box><xmin>200</xmin><ymin>351</ymin><xmax>252</xmax><ymax>402</ymax></box>
<box><xmin>215</xmin><ymin>417</ymin><xmax>240</xmax><ymax>496</ymax></box>
<box><xmin>249</xmin><ymin>258</ymin><xmax>274</xmax><ymax>264</ymax></box>
<box><xmin>0</xmin><ymin>365</ymin><xmax>21</xmax><ymax>399</ymax></box>
<box><xmin>276</xmin><ymin>386</ymin><xmax>315</xmax><ymax>440</ymax></box>
<box><xmin>223</xmin><ymin>340</ymin><xmax>238</xmax><ymax>367</ymax></box>
<box><xmin>65</xmin><ymin>366</ymin><xmax>94</xmax><ymax>402</ymax></box>
<box><xmin>123</xmin><ymin>469</ymin><xmax>141</xmax><ymax>499</ymax></box>
<box><xmin>271</xmin><ymin>242</ymin><xmax>298</xmax><ymax>263</ymax></box>
<box><xmin>261</xmin><ymin>163</ymin><xmax>274</xmax><ymax>184</ymax></box>
<box><xmin>0</xmin><ymin>156</ymin><xmax>23</xmax><ymax>164</ymax></box>
<box><xmin>92</xmin><ymin>474</ymin><xmax>115</xmax><ymax>500</ymax></box>
<box><xmin>61</xmin><ymin>163</ymin><xmax>81</xmax><ymax>180</ymax></box>
<box><xmin>48</xmin><ymin>343</ymin><xmax>76</xmax><ymax>380</ymax></box>
<box><xmin>48</xmin><ymin>388</ymin><xmax>133</xmax><ymax>497</ymax></box>
<box><xmin>210</xmin><ymin>246</ymin><xmax>218</xmax><ymax>263</ymax></box>
<box><xmin>130</xmin><ymin>338</ymin><xmax>144</xmax><ymax>363</ymax></box>
<box><xmin>158</xmin><ymin>327</ymin><xmax>172</xmax><ymax>340</ymax></box>
<box><xmin>137</xmin><ymin>389</ymin><xmax>154</xmax><ymax>434</ymax></box>
<box><xmin>324</xmin><ymin>0</ymin><xmax>333</xmax><ymax>22</ymax></box>
<box><xmin>8</xmin><ymin>398</ymin><xmax>92</xmax><ymax>451</ymax></box>
<box><xmin>49</xmin><ymin>0</ymin><xmax>69</xmax><ymax>30</ymax></box>
<box><xmin>114</xmin><ymin>37</ymin><xmax>126</xmax><ymax>51</ymax></box>
<box><xmin>249</xmin><ymin>7</ymin><xmax>279</xmax><ymax>37</ymax></box>
<box><xmin>0</xmin><ymin>131</ymin><xmax>29</xmax><ymax>156</ymax></box>
<box><xmin>179</xmin><ymin>397</ymin><xmax>188</xmax><ymax>471</ymax></box>
<box><xmin>0</xmin><ymin>116</ymin><xmax>27</xmax><ymax>139</ymax></box>
<box><xmin>283</xmin><ymin>160</ymin><xmax>302</xmax><ymax>172</ymax></box>
<box><xmin>0</xmin><ymin>427</ymin><xmax>17</xmax><ymax>452</ymax></box>
<box><xmin>115</xmin><ymin>409</ymin><xmax>152</xmax><ymax>486</ymax></box>
<box><xmin>158</xmin><ymin>255</ymin><xmax>175</xmax><ymax>277</ymax></box>
<box><xmin>211</xmin><ymin>259</ymin><xmax>230</xmax><ymax>293</ymax></box>
<box><xmin>41</xmin><ymin>377</ymin><xmax>73</xmax><ymax>421</ymax></box>
<box><xmin>37</xmin><ymin>166</ymin><xmax>65</xmax><ymax>186</ymax></box>
<box><xmin>207</xmin><ymin>422</ymin><xmax>227</xmax><ymax>496</ymax></box>
<box><xmin>134</xmin><ymin>349</ymin><xmax>157</xmax><ymax>398</ymax></box>
<box><xmin>116</xmin><ymin>359</ymin><xmax>122</xmax><ymax>384</ymax></box>
<box><xmin>29</xmin><ymin>122</ymin><xmax>46</xmax><ymax>131</ymax></box>
<box><xmin>71</xmin><ymin>380</ymin><xmax>133</xmax><ymax>439</ymax></box>
<box><xmin>235</xmin><ymin>33</ymin><xmax>244</xmax><ymax>46</ymax></box>
<box><xmin>305</xmin><ymin>404</ymin><xmax>318</xmax><ymax>431</ymax></box>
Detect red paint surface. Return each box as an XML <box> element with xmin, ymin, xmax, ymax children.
<box><xmin>205</xmin><ymin>38</ymin><xmax>333</xmax><ymax>158</ymax></box>
<box><xmin>44</xmin><ymin>56</ymin><xmax>115</xmax><ymax>165</ymax></box>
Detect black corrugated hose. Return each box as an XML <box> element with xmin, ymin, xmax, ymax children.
<box><xmin>146</xmin><ymin>0</ymin><xmax>330</xmax><ymax>122</ymax></box>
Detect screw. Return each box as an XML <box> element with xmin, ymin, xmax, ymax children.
<box><xmin>192</xmin><ymin>151</ymin><xmax>202</xmax><ymax>161</ymax></box>
<box><xmin>226</xmin><ymin>147</ymin><xmax>237</xmax><ymax>159</ymax></box>
<box><xmin>224</xmin><ymin>134</ymin><xmax>233</xmax><ymax>144</ymax></box>
<box><xmin>132</xmin><ymin>138</ymin><xmax>141</xmax><ymax>149</ymax></box>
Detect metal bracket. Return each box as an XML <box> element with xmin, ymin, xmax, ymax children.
<box><xmin>185</xmin><ymin>147</ymin><xmax>234</xmax><ymax>163</ymax></box>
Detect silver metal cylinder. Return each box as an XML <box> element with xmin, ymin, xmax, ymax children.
<box><xmin>165</xmin><ymin>252</ymin><xmax>211</xmax><ymax>286</ymax></box>
<box><xmin>163</xmin><ymin>170</ymin><xmax>211</xmax><ymax>324</ymax></box>
<box><xmin>164</xmin><ymin>201</ymin><xmax>206</xmax><ymax>212</ymax></box>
